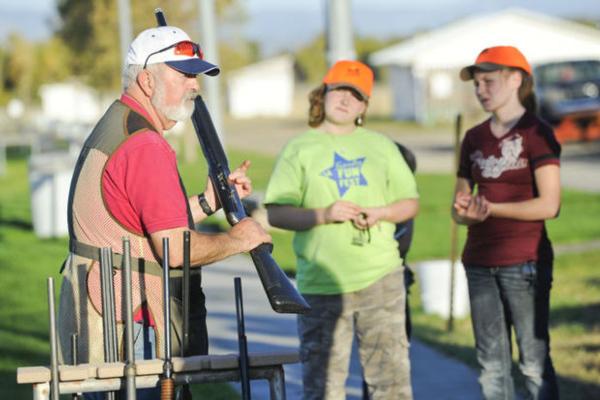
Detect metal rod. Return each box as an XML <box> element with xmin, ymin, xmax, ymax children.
<box><xmin>175</xmin><ymin>230</ymin><xmax>194</xmax><ymax>400</ymax></box>
<box><xmin>100</xmin><ymin>249</ymin><xmax>111</xmax><ymax>362</ymax></box>
<box><xmin>182</xmin><ymin>231</ymin><xmax>190</xmax><ymax>357</ymax></box>
<box><xmin>122</xmin><ymin>237</ymin><xmax>137</xmax><ymax>400</ymax></box>
<box><xmin>447</xmin><ymin>113</ymin><xmax>462</xmax><ymax>332</ymax></box>
<box><xmin>235</xmin><ymin>277</ymin><xmax>251</xmax><ymax>400</ymax></box>
<box><xmin>161</xmin><ymin>237</ymin><xmax>174</xmax><ymax>400</ymax></box>
<box><xmin>107</xmin><ymin>248</ymin><xmax>118</xmax><ymax>363</ymax></box>
<box><xmin>100</xmin><ymin>248</ymin><xmax>116</xmax><ymax>400</ymax></box>
<box><xmin>71</xmin><ymin>334</ymin><xmax>82</xmax><ymax>400</ymax></box>
<box><xmin>47</xmin><ymin>277</ymin><xmax>60</xmax><ymax>400</ymax></box>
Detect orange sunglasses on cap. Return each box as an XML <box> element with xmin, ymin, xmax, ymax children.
<box><xmin>143</xmin><ymin>40</ymin><xmax>204</xmax><ymax>69</ymax></box>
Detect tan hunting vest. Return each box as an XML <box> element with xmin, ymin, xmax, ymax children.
<box><xmin>58</xmin><ymin>100</ymin><xmax>198</xmax><ymax>364</ymax></box>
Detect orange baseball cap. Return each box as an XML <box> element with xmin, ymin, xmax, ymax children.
<box><xmin>460</xmin><ymin>46</ymin><xmax>532</xmax><ymax>81</ymax></box>
<box><xmin>323</xmin><ymin>60</ymin><xmax>374</xmax><ymax>100</ymax></box>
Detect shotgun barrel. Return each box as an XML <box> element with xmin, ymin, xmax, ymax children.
<box><xmin>235</xmin><ymin>277</ymin><xmax>251</xmax><ymax>400</ymax></box>
<box><xmin>154</xmin><ymin>8</ymin><xmax>167</xmax><ymax>27</ymax></box>
<box><xmin>47</xmin><ymin>277</ymin><xmax>60</xmax><ymax>400</ymax></box>
<box><xmin>100</xmin><ymin>248</ymin><xmax>116</xmax><ymax>400</ymax></box>
<box><xmin>122</xmin><ymin>237</ymin><xmax>137</xmax><ymax>400</ymax></box>
<box><xmin>182</xmin><ymin>231</ymin><xmax>190</xmax><ymax>356</ymax></box>
<box><xmin>161</xmin><ymin>238</ymin><xmax>174</xmax><ymax>400</ymax></box>
<box><xmin>174</xmin><ymin>231</ymin><xmax>194</xmax><ymax>400</ymax></box>
<box><xmin>71</xmin><ymin>334</ymin><xmax>82</xmax><ymax>400</ymax></box>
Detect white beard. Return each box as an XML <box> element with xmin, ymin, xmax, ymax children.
<box><xmin>151</xmin><ymin>79</ymin><xmax>195</xmax><ymax>122</ymax></box>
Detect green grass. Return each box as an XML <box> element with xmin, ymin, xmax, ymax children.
<box><xmin>409</xmin><ymin>250</ymin><xmax>600</xmax><ymax>400</ymax></box>
<box><xmin>2</xmin><ymin>147</ymin><xmax>599</xmax><ymax>399</ymax></box>
<box><xmin>0</xmin><ymin>157</ymin><xmax>238</xmax><ymax>399</ymax></box>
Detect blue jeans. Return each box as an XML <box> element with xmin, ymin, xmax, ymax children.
<box><xmin>85</xmin><ymin>322</ymin><xmax>159</xmax><ymax>400</ymax></box>
<box><xmin>465</xmin><ymin>262</ymin><xmax>559</xmax><ymax>400</ymax></box>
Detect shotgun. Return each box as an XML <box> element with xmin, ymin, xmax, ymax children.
<box><xmin>153</xmin><ymin>6</ymin><xmax>308</xmax><ymax>314</ymax></box>
<box><xmin>191</xmin><ymin>96</ymin><xmax>310</xmax><ymax>315</ymax></box>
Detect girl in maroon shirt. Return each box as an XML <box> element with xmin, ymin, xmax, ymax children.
<box><xmin>453</xmin><ymin>46</ymin><xmax>560</xmax><ymax>400</ymax></box>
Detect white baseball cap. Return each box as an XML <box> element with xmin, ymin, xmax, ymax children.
<box><xmin>127</xmin><ymin>26</ymin><xmax>219</xmax><ymax>76</ymax></box>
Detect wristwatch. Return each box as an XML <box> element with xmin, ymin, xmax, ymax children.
<box><xmin>197</xmin><ymin>193</ymin><xmax>214</xmax><ymax>216</ymax></box>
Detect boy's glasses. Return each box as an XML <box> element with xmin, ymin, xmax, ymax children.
<box><xmin>143</xmin><ymin>41</ymin><xmax>205</xmax><ymax>69</ymax></box>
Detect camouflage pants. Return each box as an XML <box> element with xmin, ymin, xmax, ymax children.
<box><xmin>298</xmin><ymin>268</ymin><xmax>412</xmax><ymax>400</ymax></box>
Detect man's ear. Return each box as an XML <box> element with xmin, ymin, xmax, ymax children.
<box><xmin>136</xmin><ymin>68</ymin><xmax>155</xmax><ymax>97</ymax></box>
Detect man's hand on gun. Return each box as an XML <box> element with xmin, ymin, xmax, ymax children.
<box><xmin>229</xmin><ymin>217</ymin><xmax>272</xmax><ymax>253</ymax></box>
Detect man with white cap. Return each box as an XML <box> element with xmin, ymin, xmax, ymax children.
<box><xmin>58</xmin><ymin>24</ymin><xmax>271</xmax><ymax>397</ymax></box>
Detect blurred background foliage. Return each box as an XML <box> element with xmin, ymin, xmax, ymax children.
<box><xmin>0</xmin><ymin>0</ymin><xmax>399</xmax><ymax>106</ymax></box>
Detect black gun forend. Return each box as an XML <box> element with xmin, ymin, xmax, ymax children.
<box><xmin>191</xmin><ymin>95</ymin><xmax>310</xmax><ymax>314</ymax></box>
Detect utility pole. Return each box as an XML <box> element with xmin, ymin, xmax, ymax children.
<box><xmin>117</xmin><ymin>0</ymin><xmax>133</xmax><ymax>73</ymax></box>
<box><xmin>198</xmin><ymin>0</ymin><xmax>224</xmax><ymax>144</ymax></box>
<box><xmin>325</xmin><ymin>0</ymin><xmax>356</xmax><ymax>67</ymax></box>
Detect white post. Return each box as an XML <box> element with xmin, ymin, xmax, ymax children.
<box><xmin>0</xmin><ymin>141</ymin><xmax>6</xmax><ymax>176</ymax></box>
<box><xmin>325</xmin><ymin>0</ymin><xmax>356</xmax><ymax>67</ymax></box>
<box><xmin>198</xmin><ymin>0</ymin><xmax>225</xmax><ymax>144</ymax></box>
<box><xmin>117</xmin><ymin>0</ymin><xmax>133</xmax><ymax>73</ymax></box>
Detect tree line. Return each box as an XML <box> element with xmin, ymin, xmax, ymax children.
<box><xmin>0</xmin><ymin>0</ymin><xmax>401</xmax><ymax>107</ymax></box>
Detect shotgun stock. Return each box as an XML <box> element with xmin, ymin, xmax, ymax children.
<box><xmin>191</xmin><ymin>95</ymin><xmax>310</xmax><ymax>314</ymax></box>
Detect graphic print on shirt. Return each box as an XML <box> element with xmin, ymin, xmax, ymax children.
<box><xmin>320</xmin><ymin>152</ymin><xmax>368</xmax><ymax>197</ymax></box>
<box><xmin>470</xmin><ymin>134</ymin><xmax>528</xmax><ymax>178</ymax></box>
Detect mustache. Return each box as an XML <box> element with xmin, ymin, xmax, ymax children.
<box><xmin>185</xmin><ymin>90</ymin><xmax>198</xmax><ymax>101</ymax></box>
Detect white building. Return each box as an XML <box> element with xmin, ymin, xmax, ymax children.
<box><xmin>370</xmin><ymin>8</ymin><xmax>600</xmax><ymax>124</ymax></box>
<box><xmin>226</xmin><ymin>55</ymin><xmax>295</xmax><ymax>118</ymax></box>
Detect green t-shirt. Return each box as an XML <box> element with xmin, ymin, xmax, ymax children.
<box><xmin>264</xmin><ymin>127</ymin><xmax>419</xmax><ymax>294</ymax></box>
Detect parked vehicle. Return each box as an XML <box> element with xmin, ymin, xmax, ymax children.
<box><xmin>535</xmin><ymin>59</ymin><xmax>600</xmax><ymax>123</ymax></box>
<box><xmin>534</xmin><ymin>60</ymin><xmax>600</xmax><ymax>142</ymax></box>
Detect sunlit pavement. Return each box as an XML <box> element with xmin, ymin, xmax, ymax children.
<box><xmin>202</xmin><ymin>254</ymin><xmax>483</xmax><ymax>400</ymax></box>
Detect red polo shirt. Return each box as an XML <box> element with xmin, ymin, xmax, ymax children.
<box><xmin>101</xmin><ymin>94</ymin><xmax>190</xmax><ymax>235</ymax></box>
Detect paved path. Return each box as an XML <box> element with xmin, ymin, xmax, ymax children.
<box><xmin>202</xmin><ymin>254</ymin><xmax>483</xmax><ymax>399</ymax></box>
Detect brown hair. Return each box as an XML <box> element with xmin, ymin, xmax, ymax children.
<box><xmin>517</xmin><ymin>70</ymin><xmax>537</xmax><ymax>114</ymax></box>
<box><xmin>307</xmin><ymin>84</ymin><xmax>368</xmax><ymax>128</ymax></box>
<box><xmin>308</xmin><ymin>84</ymin><xmax>327</xmax><ymax>127</ymax></box>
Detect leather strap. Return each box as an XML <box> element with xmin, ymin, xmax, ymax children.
<box><xmin>67</xmin><ymin>239</ymin><xmax>183</xmax><ymax>277</ymax></box>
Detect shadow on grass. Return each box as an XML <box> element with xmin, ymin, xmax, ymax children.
<box><xmin>0</xmin><ymin>345</ymin><xmax>48</xmax><ymax>400</ymax></box>
<box><xmin>0</xmin><ymin>321</ymin><xmax>48</xmax><ymax>343</ymax></box>
<box><xmin>550</xmin><ymin>302</ymin><xmax>600</xmax><ymax>330</ymax></box>
<box><xmin>0</xmin><ymin>217</ymin><xmax>33</xmax><ymax>231</ymax></box>
<box><xmin>0</xmin><ymin>371</ymin><xmax>33</xmax><ymax>400</ymax></box>
<box><xmin>557</xmin><ymin>374</ymin><xmax>600</xmax><ymax>399</ymax></box>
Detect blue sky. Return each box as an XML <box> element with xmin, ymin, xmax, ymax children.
<box><xmin>1</xmin><ymin>0</ymin><xmax>599</xmax><ymax>55</ymax></box>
